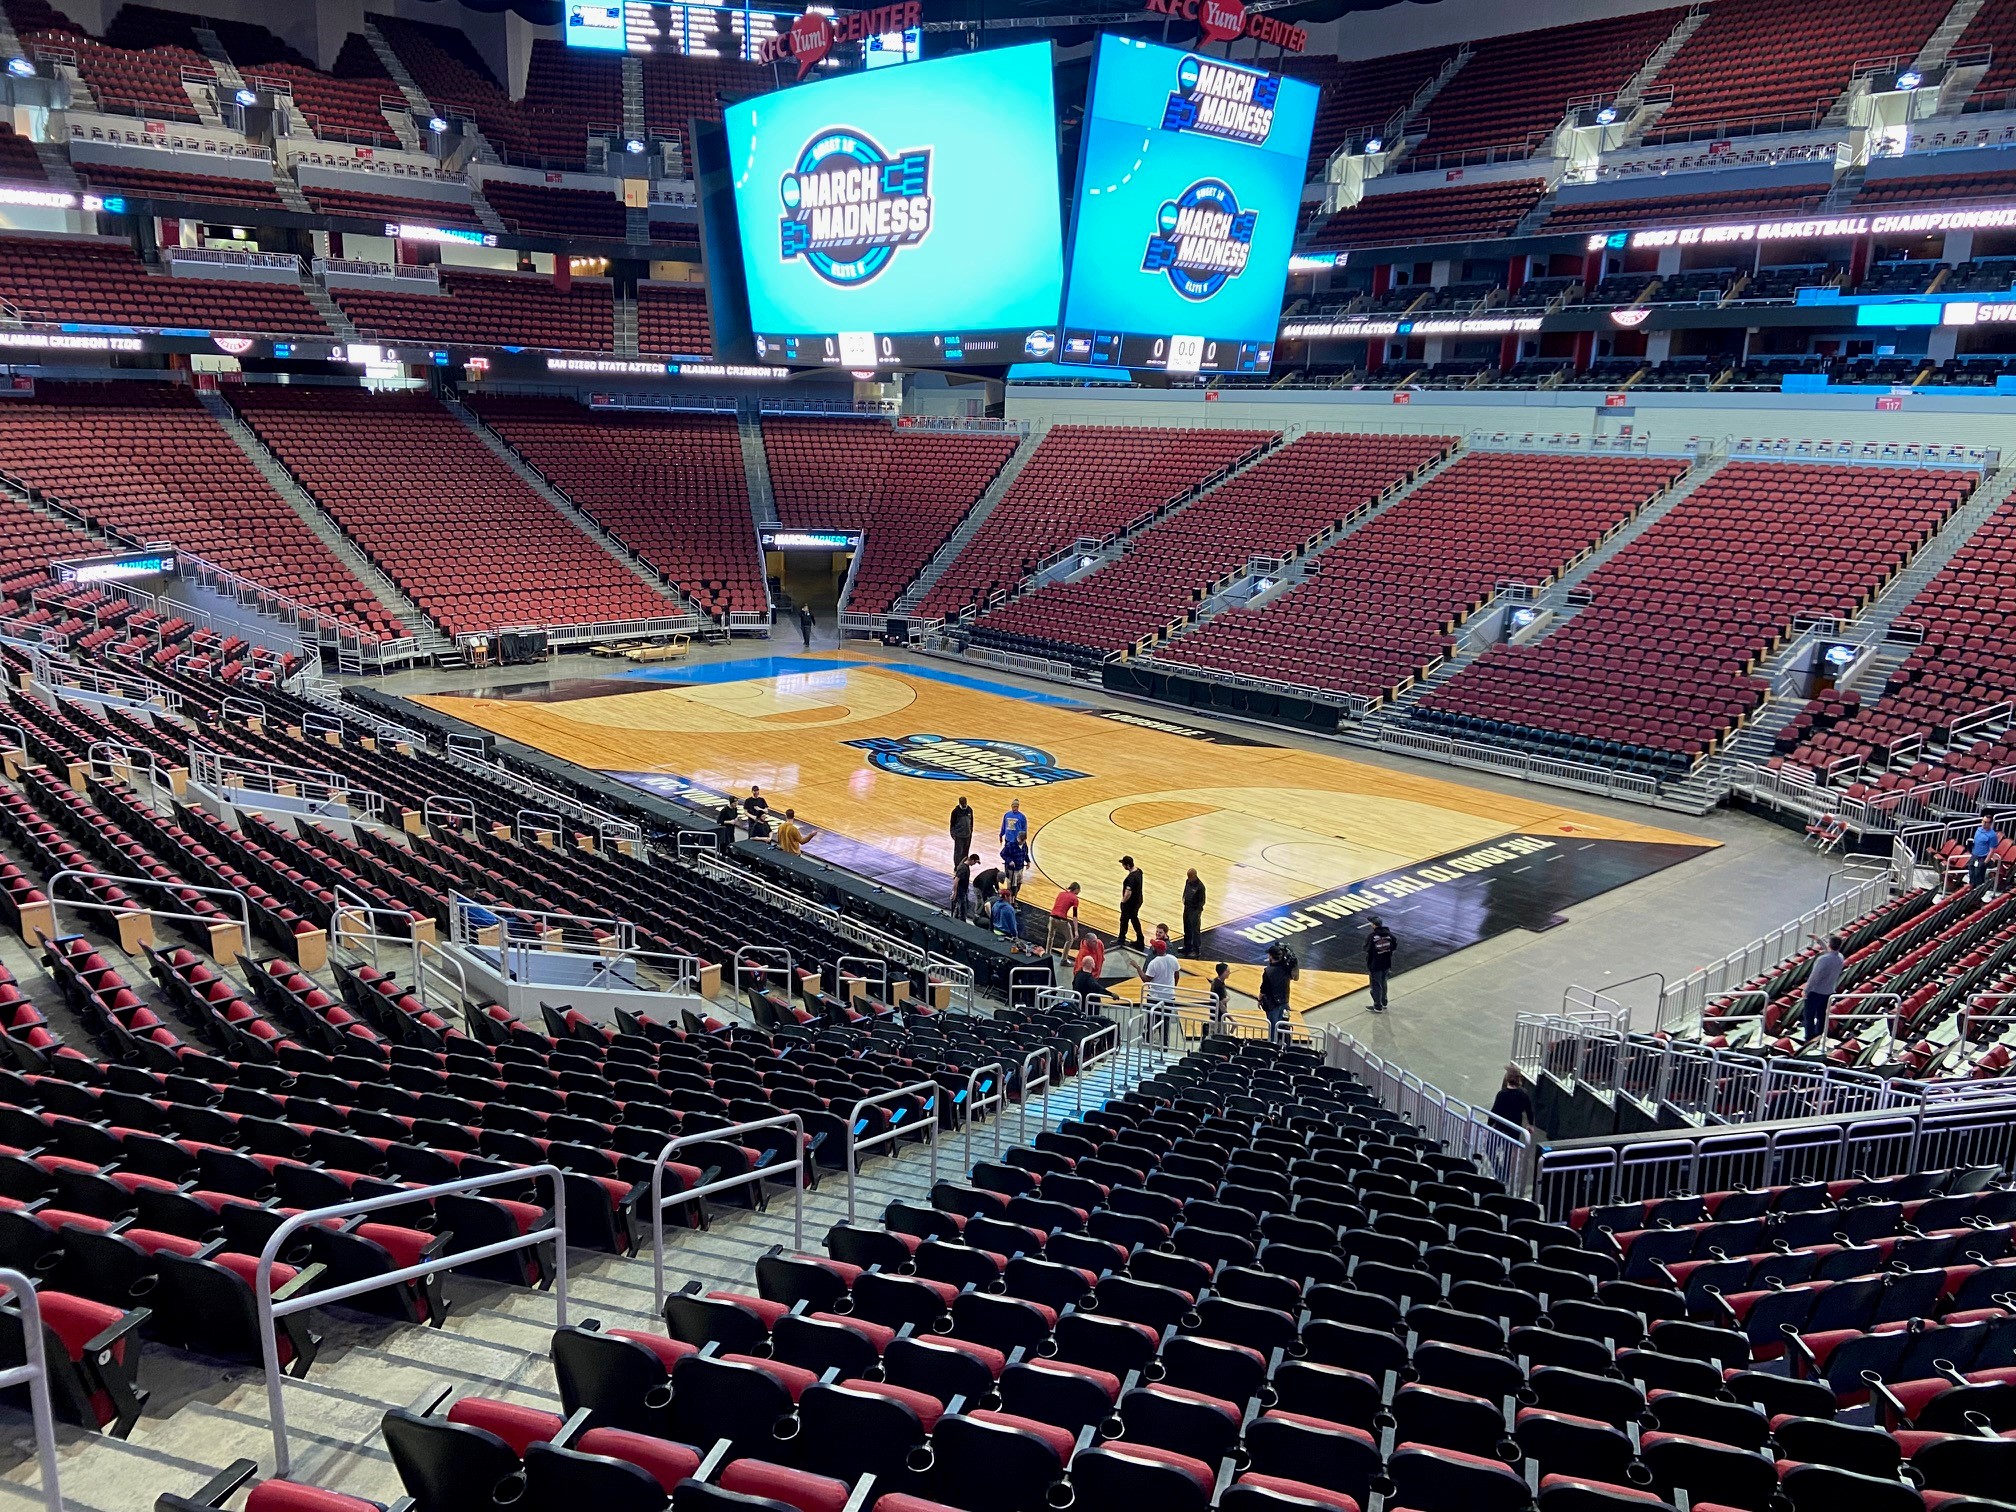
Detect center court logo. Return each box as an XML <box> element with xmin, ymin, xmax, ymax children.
<box><xmin>846</xmin><ymin>734</ymin><xmax>1089</xmax><ymax>788</ymax></box>
<box><xmin>778</xmin><ymin>128</ymin><xmax>933</xmax><ymax>288</ymax></box>
<box><xmin>1143</xmin><ymin>178</ymin><xmax>1255</xmax><ymax>301</ymax></box>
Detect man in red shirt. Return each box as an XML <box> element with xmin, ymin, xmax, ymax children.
<box><xmin>1046</xmin><ymin>882</ymin><xmax>1081</xmax><ymax>955</ymax></box>
<box><xmin>1071</xmin><ymin>931</ymin><xmax>1106</xmax><ymax>1006</ymax></box>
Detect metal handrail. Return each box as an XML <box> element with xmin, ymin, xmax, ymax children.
<box><xmin>651</xmin><ymin>1114</ymin><xmax>807</xmax><ymax>1311</ymax></box>
<box><xmin>842</xmin><ymin>1080</ymin><xmax>941</xmax><ymax>1224</ymax></box>
<box><xmin>423</xmin><ymin>795</ymin><xmax>478</xmax><ymax>835</ymax></box>
<box><xmin>962</xmin><ymin>1061</ymin><xmax>1005</xmax><ymax>1165</ymax></box>
<box><xmin>1075</xmin><ymin>1022</ymin><xmax>1120</xmax><ymax>1113</ymax></box>
<box><xmin>1016</xmin><ymin>1047</ymin><xmax>1051</xmax><ymax>1146</ymax></box>
<box><xmin>257</xmin><ymin>1166</ymin><xmax>568</xmax><ymax>1477</ymax></box>
<box><xmin>45</xmin><ymin>868</ymin><xmax>251</xmax><ymax>953</ymax></box>
<box><xmin>0</xmin><ymin>1268</ymin><xmax>62</xmax><ymax>1512</ymax></box>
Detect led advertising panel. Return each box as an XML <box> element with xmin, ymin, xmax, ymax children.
<box><xmin>722</xmin><ymin>42</ymin><xmax>1065</xmax><ymax>369</ymax></box>
<box><xmin>1060</xmin><ymin>35</ymin><xmax>1316</xmax><ymax>375</ymax></box>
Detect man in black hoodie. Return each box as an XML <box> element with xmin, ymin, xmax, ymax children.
<box><xmin>1365</xmin><ymin>916</ymin><xmax>1397</xmax><ymax>1013</ymax></box>
<box><xmin>950</xmin><ymin>796</ymin><xmax>974</xmax><ymax>869</ymax></box>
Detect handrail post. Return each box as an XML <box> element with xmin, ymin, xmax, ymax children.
<box><xmin>257</xmin><ymin>1164</ymin><xmax>569</xmax><ymax>1477</ymax></box>
<box><xmin>0</xmin><ymin>1269</ymin><xmax>62</xmax><ymax>1512</ymax></box>
<box><xmin>842</xmin><ymin>1080</ymin><xmax>941</xmax><ymax>1224</ymax></box>
<box><xmin>1018</xmin><ymin>1046</ymin><xmax>1050</xmax><ymax>1146</ymax></box>
<box><xmin>651</xmin><ymin>1114</ymin><xmax>808</xmax><ymax>1311</ymax></box>
<box><xmin>962</xmin><ymin>1061</ymin><xmax>1005</xmax><ymax>1166</ymax></box>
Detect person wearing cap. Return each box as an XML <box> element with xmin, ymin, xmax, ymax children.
<box><xmin>1365</xmin><ymin>915</ymin><xmax>1398</xmax><ymax>1013</ymax></box>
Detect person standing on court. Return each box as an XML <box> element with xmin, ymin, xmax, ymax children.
<box><xmin>1365</xmin><ymin>916</ymin><xmax>1398</xmax><ymax>1013</ymax></box>
<box><xmin>1116</xmin><ymin>855</ymin><xmax>1146</xmax><ymax>949</ymax></box>
<box><xmin>1046</xmin><ymin>882</ymin><xmax>1080</xmax><ymax>954</ymax></box>
<box><xmin>1260</xmin><ymin>944</ymin><xmax>1292</xmax><ymax>1041</ymax></box>
<box><xmin>743</xmin><ymin>786</ymin><xmax>769</xmax><ymax>830</ymax></box>
<box><xmin>798</xmin><ymin>604</ymin><xmax>815</xmax><ymax>649</ymax></box>
<box><xmin>1000</xmin><ymin>799</ymin><xmax>1029</xmax><ymax>859</ymax></box>
<box><xmin>1181</xmin><ymin>869</ymin><xmax>1206</xmax><ymax>957</ymax></box>
<box><xmin>714</xmin><ymin>798</ymin><xmax>738</xmax><ymax>855</ymax></box>
<box><xmin>950</xmin><ymin>797</ymin><xmax>974</xmax><ymax>869</ymax></box>
<box><xmin>1803</xmin><ymin>934</ymin><xmax>1846</xmax><ymax>1040</ymax></box>
<box><xmin>952</xmin><ymin>852</ymin><xmax>976</xmax><ymax>922</ymax></box>
<box><xmin>1001</xmin><ymin>830</ymin><xmax>1031</xmax><ymax>898</ymax></box>
<box><xmin>1971</xmin><ymin>819</ymin><xmax>2000</xmax><ymax>891</ymax></box>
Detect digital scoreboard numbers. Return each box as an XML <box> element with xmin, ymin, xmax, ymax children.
<box><xmin>1059</xmin><ymin>37</ymin><xmax>1316</xmax><ymax>377</ymax></box>
<box><xmin>565</xmin><ymin>0</ymin><xmax>792</xmax><ymax>60</ymax></box>
<box><xmin>724</xmin><ymin>44</ymin><xmax>1064</xmax><ymax>370</ymax></box>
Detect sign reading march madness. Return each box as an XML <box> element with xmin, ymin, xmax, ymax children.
<box><xmin>1141</xmin><ymin>0</ymin><xmax>1307</xmax><ymax>53</ymax></box>
<box><xmin>758</xmin><ymin>1</ymin><xmax>923</xmax><ymax>75</ymax></box>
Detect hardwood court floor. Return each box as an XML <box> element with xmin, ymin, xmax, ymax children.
<box><xmin>411</xmin><ymin>650</ymin><xmax>1717</xmax><ymax>1012</ymax></box>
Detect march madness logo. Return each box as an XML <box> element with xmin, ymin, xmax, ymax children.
<box><xmin>778</xmin><ymin>128</ymin><xmax>932</xmax><ymax>288</ymax></box>
<box><xmin>1143</xmin><ymin>178</ymin><xmax>1255</xmax><ymax>301</ymax></box>
<box><xmin>1162</xmin><ymin>54</ymin><xmax>1279</xmax><ymax>146</ymax></box>
<box><xmin>846</xmin><ymin>734</ymin><xmax>1089</xmax><ymax>788</ymax></box>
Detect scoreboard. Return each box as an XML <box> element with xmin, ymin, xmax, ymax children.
<box><xmin>565</xmin><ymin>0</ymin><xmax>796</xmax><ymax>60</ymax></box>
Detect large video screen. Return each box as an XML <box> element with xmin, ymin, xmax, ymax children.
<box><xmin>1060</xmin><ymin>36</ymin><xmax>1317</xmax><ymax>376</ymax></box>
<box><xmin>722</xmin><ymin>43</ymin><xmax>1064</xmax><ymax>369</ymax></box>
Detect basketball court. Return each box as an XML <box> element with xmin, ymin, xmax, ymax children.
<box><xmin>408</xmin><ymin>650</ymin><xmax>1718</xmax><ymax>1013</ymax></box>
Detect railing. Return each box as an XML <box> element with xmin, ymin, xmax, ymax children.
<box><xmin>257</xmin><ymin>1166</ymin><xmax>568</xmax><ymax>1476</ymax></box>
<box><xmin>694</xmin><ymin>851</ymin><xmax>925</xmax><ymax>971</ymax></box>
<box><xmin>165</xmin><ymin>247</ymin><xmax>305</xmax><ymax>274</ymax></box>
<box><xmin>189</xmin><ymin>743</ymin><xmax>387</xmax><ymax>826</ymax></box>
<box><xmin>842</xmin><ymin>1081</ymin><xmax>940</xmax><ymax>1223</ymax></box>
<box><xmin>463</xmin><ymin>615</ymin><xmax>701</xmax><ymax>652</ymax></box>
<box><xmin>1357</xmin><ymin>724</ymin><xmax>1669</xmax><ymax>803</ymax></box>
<box><xmin>651</xmin><ymin>1114</ymin><xmax>807</xmax><ymax>1311</ymax></box>
<box><xmin>961</xmin><ymin>1061</ymin><xmax>1006</xmax><ymax>1165</ymax></box>
<box><xmin>1015</xmin><ymin>1046</ymin><xmax>1052</xmax><ymax>1146</ymax></box>
<box><xmin>1654</xmin><ymin>867</ymin><xmax>1896</xmax><ymax>1031</ymax></box>
<box><xmin>1531</xmin><ymin>1091</ymin><xmax>2016</xmax><ymax>1220</ymax></box>
<box><xmin>1074</xmin><ymin>1021</ymin><xmax>1121</xmax><ymax>1113</ymax></box>
<box><xmin>1128</xmin><ymin>654</ymin><xmax>1375</xmax><ymax>719</ymax></box>
<box><xmin>0</xmin><ymin>1269</ymin><xmax>63</xmax><ymax>1512</ymax></box>
<box><xmin>1324</xmin><ymin>1025</ymin><xmax>1532</xmax><ymax>1191</ymax></box>
<box><xmin>47</xmin><ymin>868</ymin><xmax>251</xmax><ymax>956</ymax></box>
<box><xmin>1637</xmin><ymin>103</ymin><xmax>1830</xmax><ymax>147</ymax></box>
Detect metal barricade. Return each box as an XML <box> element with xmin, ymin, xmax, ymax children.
<box><xmin>651</xmin><ymin>1114</ymin><xmax>807</xmax><ymax>1310</ymax></box>
<box><xmin>842</xmin><ymin>1081</ymin><xmax>940</xmax><ymax>1223</ymax></box>
<box><xmin>0</xmin><ymin>1268</ymin><xmax>63</xmax><ymax>1512</ymax></box>
<box><xmin>258</xmin><ymin>1168</ymin><xmax>567</xmax><ymax>1476</ymax></box>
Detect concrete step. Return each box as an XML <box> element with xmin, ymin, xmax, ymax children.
<box><xmin>893</xmin><ymin>423</ymin><xmax>1048</xmax><ymax>613</ymax></box>
<box><xmin>442</xmin><ymin>396</ymin><xmax>703</xmax><ymax>619</ymax></box>
<box><xmin>737</xmin><ymin>412</ymin><xmax>780</xmax><ymax>529</ymax></box>
<box><xmin>302</xmin><ymin>279</ymin><xmax>359</xmax><ymax>342</ymax></box>
<box><xmin>1157</xmin><ymin>439</ymin><xmax>1470</xmax><ymax>659</ymax></box>
<box><xmin>362</xmin><ymin>22</ymin><xmax>436</xmax><ymax>120</ymax></box>
<box><xmin>195</xmin><ymin>389</ymin><xmax>448</xmax><ymax>652</ymax></box>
